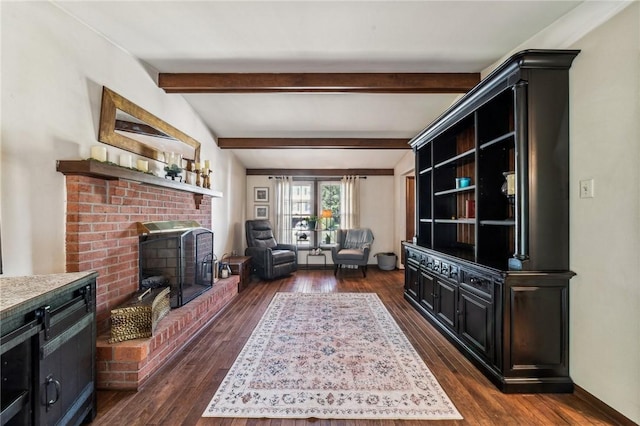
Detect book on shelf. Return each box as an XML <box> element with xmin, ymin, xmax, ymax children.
<box><xmin>465</xmin><ymin>200</ymin><xmax>475</xmax><ymax>218</ymax></box>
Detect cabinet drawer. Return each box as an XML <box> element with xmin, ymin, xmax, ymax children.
<box><xmin>406</xmin><ymin>249</ymin><xmax>426</xmax><ymax>264</ymax></box>
<box><xmin>423</xmin><ymin>257</ymin><xmax>458</xmax><ymax>280</ymax></box>
<box><xmin>460</xmin><ymin>270</ymin><xmax>494</xmax><ymax>301</ymax></box>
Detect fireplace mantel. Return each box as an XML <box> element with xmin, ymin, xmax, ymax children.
<box><xmin>57</xmin><ymin>159</ymin><xmax>222</xmax><ymax>208</ymax></box>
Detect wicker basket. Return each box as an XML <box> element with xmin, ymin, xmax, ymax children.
<box><xmin>109</xmin><ymin>287</ymin><xmax>170</xmax><ymax>343</ymax></box>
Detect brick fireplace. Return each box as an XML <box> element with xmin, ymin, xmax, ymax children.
<box><xmin>63</xmin><ymin>174</ymin><xmax>238</xmax><ymax>389</ymax></box>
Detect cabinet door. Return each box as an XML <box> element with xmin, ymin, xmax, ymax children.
<box><xmin>36</xmin><ymin>304</ymin><xmax>95</xmax><ymax>426</ymax></box>
<box><xmin>435</xmin><ymin>278</ymin><xmax>458</xmax><ymax>332</ymax></box>
<box><xmin>459</xmin><ymin>288</ymin><xmax>493</xmax><ymax>362</ymax></box>
<box><xmin>404</xmin><ymin>259</ymin><xmax>419</xmax><ymax>301</ymax></box>
<box><xmin>418</xmin><ymin>269</ymin><xmax>436</xmax><ymax>313</ymax></box>
<box><xmin>0</xmin><ymin>339</ymin><xmax>32</xmax><ymax>425</ymax></box>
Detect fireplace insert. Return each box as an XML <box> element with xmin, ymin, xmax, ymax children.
<box><xmin>138</xmin><ymin>220</ymin><xmax>214</xmax><ymax>308</ymax></box>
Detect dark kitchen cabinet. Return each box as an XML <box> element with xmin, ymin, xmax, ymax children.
<box><xmin>404</xmin><ymin>255</ymin><xmax>419</xmax><ymax>300</ymax></box>
<box><xmin>418</xmin><ymin>269</ymin><xmax>435</xmax><ymax>313</ymax></box>
<box><xmin>434</xmin><ymin>277</ymin><xmax>457</xmax><ymax>333</ymax></box>
<box><xmin>1</xmin><ymin>272</ymin><xmax>97</xmax><ymax>425</ymax></box>
<box><xmin>404</xmin><ymin>50</ymin><xmax>578</xmax><ymax>393</ymax></box>
<box><xmin>458</xmin><ymin>286</ymin><xmax>493</xmax><ymax>363</ymax></box>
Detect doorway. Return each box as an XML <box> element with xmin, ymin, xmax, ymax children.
<box><xmin>402</xmin><ymin>175</ymin><xmax>415</xmax><ymax>266</ymax></box>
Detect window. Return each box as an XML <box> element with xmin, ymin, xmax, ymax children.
<box><xmin>319</xmin><ymin>182</ymin><xmax>340</xmax><ymax>245</ymax></box>
<box><xmin>286</xmin><ymin>180</ymin><xmax>341</xmax><ymax>249</ymax></box>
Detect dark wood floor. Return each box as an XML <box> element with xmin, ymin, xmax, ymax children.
<box><xmin>94</xmin><ymin>268</ymin><xmax>620</xmax><ymax>425</ymax></box>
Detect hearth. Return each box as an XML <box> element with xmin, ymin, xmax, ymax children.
<box><xmin>138</xmin><ymin>220</ymin><xmax>214</xmax><ymax>308</ymax></box>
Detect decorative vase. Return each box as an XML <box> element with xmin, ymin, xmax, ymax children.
<box><xmin>501</xmin><ymin>172</ymin><xmax>516</xmax><ymax>218</ymax></box>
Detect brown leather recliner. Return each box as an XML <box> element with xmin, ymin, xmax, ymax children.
<box><xmin>245</xmin><ymin>220</ymin><xmax>298</xmax><ymax>280</ymax></box>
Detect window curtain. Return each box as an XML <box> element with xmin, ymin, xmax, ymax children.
<box><xmin>274</xmin><ymin>176</ymin><xmax>293</xmax><ymax>244</ymax></box>
<box><xmin>340</xmin><ymin>175</ymin><xmax>360</xmax><ymax>229</ymax></box>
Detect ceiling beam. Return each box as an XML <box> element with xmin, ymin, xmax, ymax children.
<box><xmin>246</xmin><ymin>169</ymin><xmax>394</xmax><ymax>176</ymax></box>
<box><xmin>158</xmin><ymin>73</ymin><xmax>480</xmax><ymax>94</ymax></box>
<box><xmin>218</xmin><ymin>138</ymin><xmax>410</xmax><ymax>149</ymax></box>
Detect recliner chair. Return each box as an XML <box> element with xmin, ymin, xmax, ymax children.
<box><xmin>331</xmin><ymin>228</ymin><xmax>374</xmax><ymax>277</ymax></box>
<box><xmin>245</xmin><ymin>220</ymin><xmax>298</xmax><ymax>280</ymax></box>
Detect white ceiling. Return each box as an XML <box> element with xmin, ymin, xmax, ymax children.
<box><xmin>54</xmin><ymin>0</ymin><xmax>584</xmax><ymax>170</ymax></box>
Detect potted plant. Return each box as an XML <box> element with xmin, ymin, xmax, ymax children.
<box><xmin>305</xmin><ymin>216</ymin><xmax>318</xmax><ymax>230</ymax></box>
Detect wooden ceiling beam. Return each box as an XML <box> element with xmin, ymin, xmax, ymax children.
<box><xmin>218</xmin><ymin>138</ymin><xmax>410</xmax><ymax>149</ymax></box>
<box><xmin>158</xmin><ymin>72</ymin><xmax>480</xmax><ymax>94</ymax></box>
<box><xmin>246</xmin><ymin>169</ymin><xmax>394</xmax><ymax>176</ymax></box>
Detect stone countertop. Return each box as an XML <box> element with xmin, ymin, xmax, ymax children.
<box><xmin>0</xmin><ymin>271</ymin><xmax>98</xmax><ymax>320</ymax></box>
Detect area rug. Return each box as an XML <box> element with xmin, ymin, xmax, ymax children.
<box><xmin>203</xmin><ymin>292</ymin><xmax>462</xmax><ymax>420</ymax></box>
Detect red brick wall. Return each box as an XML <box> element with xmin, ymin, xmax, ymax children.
<box><xmin>64</xmin><ymin>176</ymin><xmax>212</xmax><ymax>332</ymax></box>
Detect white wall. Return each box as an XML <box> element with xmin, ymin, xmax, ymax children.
<box><xmin>568</xmin><ymin>4</ymin><xmax>639</xmax><ymax>422</ymax></box>
<box><xmin>245</xmin><ymin>176</ymin><xmax>395</xmax><ymax>266</ymax></box>
<box><xmin>482</xmin><ymin>3</ymin><xmax>639</xmax><ymax>421</ymax></box>
<box><xmin>0</xmin><ymin>2</ymin><xmax>245</xmax><ymax>276</ymax></box>
<box><xmin>394</xmin><ymin>150</ymin><xmax>415</xmax><ymax>268</ymax></box>
<box><xmin>360</xmin><ymin>176</ymin><xmax>395</xmax><ymax>258</ymax></box>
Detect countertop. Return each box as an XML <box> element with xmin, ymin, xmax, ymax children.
<box><xmin>0</xmin><ymin>271</ymin><xmax>98</xmax><ymax>320</ymax></box>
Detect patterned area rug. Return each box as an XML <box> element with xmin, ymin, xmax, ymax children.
<box><xmin>203</xmin><ymin>292</ymin><xmax>462</xmax><ymax>420</ymax></box>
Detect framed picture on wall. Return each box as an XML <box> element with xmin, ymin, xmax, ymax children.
<box><xmin>255</xmin><ymin>205</ymin><xmax>269</xmax><ymax>219</ymax></box>
<box><xmin>254</xmin><ymin>187</ymin><xmax>269</xmax><ymax>202</ymax></box>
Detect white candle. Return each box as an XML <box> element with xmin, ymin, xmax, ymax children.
<box><xmin>136</xmin><ymin>159</ymin><xmax>148</xmax><ymax>172</ymax></box>
<box><xmin>194</xmin><ymin>162</ymin><xmax>201</xmax><ymax>171</ymax></box>
<box><xmin>90</xmin><ymin>146</ymin><xmax>107</xmax><ymax>162</ymax></box>
<box><xmin>119</xmin><ymin>154</ymin><xmax>133</xmax><ymax>168</ymax></box>
<box><xmin>186</xmin><ymin>171</ymin><xmax>195</xmax><ymax>185</ymax></box>
<box><xmin>203</xmin><ymin>160</ymin><xmax>210</xmax><ymax>171</ymax></box>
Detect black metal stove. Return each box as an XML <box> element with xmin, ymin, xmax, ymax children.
<box><xmin>137</xmin><ymin>220</ymin><xmax>214</xmax><ymax>308</ymax></box>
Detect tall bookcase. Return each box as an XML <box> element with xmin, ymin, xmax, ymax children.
<box><xmin>405</xmin><ymin>50</ymin><xmax>579</xmax><ymax>393</ymax></box>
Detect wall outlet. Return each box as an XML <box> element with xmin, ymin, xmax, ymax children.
<box><xmin>579</xmin><ymin>179</ymin><xmax>595</xmax><ymax>198</ymax></box>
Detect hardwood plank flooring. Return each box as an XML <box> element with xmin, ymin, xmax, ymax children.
<box><xmin>93</xmin><ymin>269</ymin><xmax>622</xmax><ymax>425</ymax></box>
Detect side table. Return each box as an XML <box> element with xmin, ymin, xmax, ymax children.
<box><xmin>225</xmin><ymin>256</ymin><xmax>252</xmax><ymax>292</ymax></box>
<box><xmin>305</xmin><ymin>251</ymin><xmax>327</xmax><ymax>270</ymax></box>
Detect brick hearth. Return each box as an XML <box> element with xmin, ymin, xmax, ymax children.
<box><xmin>64</xmin><ymin>175</ymin><xmax>237</xmax><ymax>389</ymax></box>
<box><xmin>96</xmin><ymin>275</ymin><xmax>237</xmax><ymax>390</ymax></box>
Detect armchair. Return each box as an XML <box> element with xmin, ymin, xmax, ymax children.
<box><xmin>331</xmin><ymin>228</ymin><xmax>374</xmax><ymax>277</ymax></box>
<box><xmin>245</xmin><ymin>220</ymin><xmax>298</xmax><ymax>280</ymax></box>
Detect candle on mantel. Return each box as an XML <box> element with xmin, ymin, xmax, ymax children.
<box><xmin>136</xmin><ymin>159</ymin><xmax>148</xmax><ymax>172</ymax></box>
<box><xmin>90</xmin><ymin>146</ymin><xmax>107</xmax><ymax>162</ymax></box>
<box><xmin>119</xmin><ymin>154</ymin><xmax>133</xmax><ymax>168</ymax></box>
<box><xmin>203</xmin><ymin>160</ymin><xmax>210</xmax><ymax>171</ymax></box>
<box><xmin>194</xmin><ymin>162</ymin><xmax>201</xmax><ymax>171</ymax></box>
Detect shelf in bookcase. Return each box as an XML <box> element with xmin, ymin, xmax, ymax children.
<box><xmin>434</xmin><ymin>185</ymin><xmax>475</xmax><ymax>196</ymax></box>
<box><xmin>419</xmin><ymin>167</ymin><xmax>432</xmax><ymax>175</ymax></box>
<box><xmin>435</xmin><ymin>246</ymin><xmax>475</xmax><ymax>262</ymax></box>
<box><xmin>434</xmin><ymin>148</ymin><xmax>476</xmax><ymax>169</ymax></box>
<box><xmin>479</xmin><ymin>131</ymin><xmax>515</xmax><ymax>150</ymax></box>
<box><xmin>419</xmin><ymin>218</ymin><xmax>433</xmax><ymax>223</ymax></box>
<box><xmin>480</xmin><ymin>219</ymin><xmax>516</xmax><ymax>226</ymax></box>
<box><xmin>434</xmin><ymin>218</ymin><xmax>475</xmax><ymax>224</ymax></box>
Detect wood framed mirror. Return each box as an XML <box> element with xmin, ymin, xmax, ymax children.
<box><xmin>98</xmin><ymin>87</ymin><xmax>201</xmax><ymax>163</ymax></box>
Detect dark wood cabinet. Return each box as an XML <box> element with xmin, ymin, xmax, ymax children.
<box><xmin>226</xmin><ymin>255</ymin><xmax>252</xmax><ymax>292</ymax></box>
<box><xmin>1</xmin><ymin>272</ymin><xmax>97</xmax><ymax>425</ymax></box>
<box><xmin>458</xmin><ymin>287</ymin><xmax>492</xmax><ymax>362</ymax></box>
<box><xmin>418</xmin><ymin>269</ymin><xmax>435</xmax><ymax>313</ymax></box>
<box><xmin>404</xmin><ymin>50</ymin><xmax>578</xmax><ymax>393</ymax></box>
<box><xmin>434</xmin><ymin>277</ymin><xmax>458</xmax><ymax>333</ymax></box>
<box><xmin>404</xmin><ymin>257</ymin><xmax>419</xmax><ymax>300</ymax></box>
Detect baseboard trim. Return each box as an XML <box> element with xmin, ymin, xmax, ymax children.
<box><xmin>574</xmin><ymin>385</ymin><xmax>637</xmax><ymax>426</ymax></box>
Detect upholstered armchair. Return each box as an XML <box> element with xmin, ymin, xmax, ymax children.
<box><xmin>331</xmin><ymin>228</ymin><xmax>374</xmax><ymax>277</ymax></box>
<box><xmin>245</xmin><ymin>220</ymin><xmax>298</xmax><ymax>280</ymax></box>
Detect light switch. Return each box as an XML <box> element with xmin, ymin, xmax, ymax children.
<box><xmin>579</xmin><ymin>179</ymin><xmax>594</xmax><ymax>198</ymax></box>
